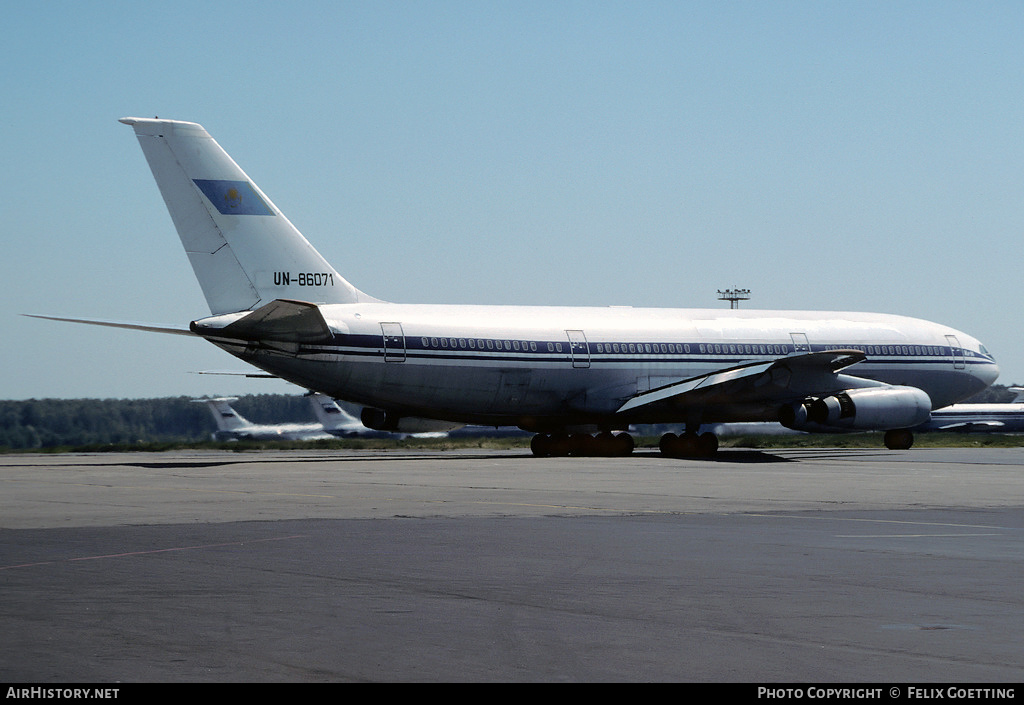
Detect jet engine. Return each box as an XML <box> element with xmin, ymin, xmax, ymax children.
<box><xmin>779</xmin><ymin>386</ymin><xmax>931</xmax><ymax>431</ymax></box>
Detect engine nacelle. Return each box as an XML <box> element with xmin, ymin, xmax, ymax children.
<box><xmin>780</xmin><ymin>386</ymin><xmax>931</xmax><ymax>431</ymax></box>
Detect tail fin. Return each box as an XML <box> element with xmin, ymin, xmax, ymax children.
<box><xmin>308</xmin><ymin>392</ymin><xmax>361</xmax><ymax>429</ymax></box>
<box><xmin>120</xmin><ymin>117</ymin><xmax>379</xmax><ymax>315</ymax></box>
<box><xmin>197</xmin><ymin>398</ymin><xmax>252</xmax><ymax>432</ymax></box>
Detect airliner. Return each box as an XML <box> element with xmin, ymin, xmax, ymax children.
<box><xmin>28</xmin><ymin>117</ymin><xmax>1000</xmax><ymax>456</ymax></box>
<box><xmin>198</xmin><ymin>393</ymin><xmax>385</xmax><ymax>440</ymax></box>
<box><xmin>198</xmin><ymin>396</ymin><xmax>332</xmax><ymax>441</ymax></box>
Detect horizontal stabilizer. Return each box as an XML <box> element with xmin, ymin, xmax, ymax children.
<box><xmin>23</xmin><ymin>313</ymin><xmax>195</xmax><ymax>337</ymax></box>
<box><xmin>191</xmin><ymin>299</ymin><xmax>334</xmax><ymax>344</ymax></box>
<box><xmin>192</xmin><ymin>370</ymin><xmax>280</xmax><ymax>379</ymax></box>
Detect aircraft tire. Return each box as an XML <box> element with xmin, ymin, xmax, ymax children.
<box><xmin>698</xmin><ymin>432</ymin><xmax>719</xmax><ymax>456</ymax></box>
<box><xmin>659</xmin><ymin>433</ymin><xmax>677</xmax><ymax>455</ymax></box>
<box><xmin>660</xmin><ymin>431</ymin><xmax>718</xmax><ymax>458</ymax></box>
<box><xmin>884</xmin><ymin>429</ymin><xmax>914</xmax><ymax>450</ymax></box>
<box><xmin>615</xmin><ymin>432</ymin><xmax>635</xmax><ymax>456</ymax></box>
<box><xmin>530</xmin><ymin>434</ymin><xmax>550</xmax><ymax>457</ymax></box>
<box><xmin>569</xmin><ymin>433</ymin><xmax>594</xmax><ymax>456</ymax></box>
<box><xmin>594</xmin><ymin>431</ymin><xmax>616</xmax><ymax>457</ymax></box>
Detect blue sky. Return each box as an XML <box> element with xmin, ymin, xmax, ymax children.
<box><xmin>4</xmin><ymin>1</ymin><xmax>1023</xmax><ymax>400</ymax></box>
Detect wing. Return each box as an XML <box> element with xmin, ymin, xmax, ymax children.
<box><xmin>616</xmin><ymin>349</ymin><xmax>871</xmax><ymax>419</ymax></box>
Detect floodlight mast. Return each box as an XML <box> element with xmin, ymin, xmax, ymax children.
<box><xmin>717</xmin><ymin>288</ymin><xmax>750</xmax><ymax>309</ymax></box>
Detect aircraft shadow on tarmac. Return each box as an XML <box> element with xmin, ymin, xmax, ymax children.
<box><xmin>119</xmin><ymin>448</ymin><xmax>799</xmax><ymax>468</ymax></box>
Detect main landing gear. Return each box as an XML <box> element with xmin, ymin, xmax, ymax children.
<box><xmin>658</xmin><ymin>431</ymin><xmax>719</xmax><ymax>458</ymax></box>
<box><xmin>529</xmin><ymin>430</ymin><xmax>723</xmax><ymax>458</ymax></box>
<box><xmin>530</xmin><ymin>432</ymin><xmax>635</xmax><ymax>457</ymax></box>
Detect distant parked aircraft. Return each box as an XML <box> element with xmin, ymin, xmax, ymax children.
<box><xmin>915</xmin><ymin>387</ymin><xmax>1024</xmax><ymax>433</ymax></box>
<box><xmin>199</xmin><ymin>397</ymin><xmax>332</xmax><ymax>441</ymax></box>
<box><xmin>199</xmin><ymin>393</ymin><xmax>394</xmax><ymax>441</ymax></box>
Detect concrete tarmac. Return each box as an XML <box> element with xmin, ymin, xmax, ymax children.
<box><xmin>1</xmin><ymin>447</ymin><xmax>1022</xmax><ymax>682</ymax></box>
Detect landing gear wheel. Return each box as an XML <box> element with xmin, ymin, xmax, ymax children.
<box><xmin>530</xmin><ymin>434</ymin><xmax>550</xmax><ymax>457</ymax></box>
<box><xmin>884</xmin><ymin>429</ymin><xmax>914</xmax><ymax>450</ymax></box>
<box><xmin>531</xmin><ymin>432</ymin><xmax>634</xmax><ymax>457</ymax></box>
<box><xmin>594</xmin><ymin>431</ymin><xmax>616</xmax><ymax>457</ymax></box>
<box><xmin>530</xmin><ymin>433</ymin><xmax>572</xmax><ymax>456</ymax></box>
<box><xmin>659</xmin><ymin>433</ymin><xmax>677</xmax><ymax>455</ymax></box>
<box><xmin>614</xmin><ymin>432</ymin><xmax>635</xmax><ymax>457</ymax></box>
<box><xmin>659</xmin><ymin>431</ymin><xmax>718</xmax><ymax>458</ymax></box>
<box><xmin>697</xmin><ymin>432</ymin><xmax>719</xmax><ymax>457</ymax></box>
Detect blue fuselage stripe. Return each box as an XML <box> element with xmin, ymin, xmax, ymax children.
<box><xmin>292</xmin><ymin>333</ymin><xmax>992</xmax><ymax>368</ymax></box>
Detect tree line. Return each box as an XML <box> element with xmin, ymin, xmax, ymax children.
<box><xmin>0</xmin><ymin>394</ymin><xmax>313</xmax><ymax>450</ymax></box>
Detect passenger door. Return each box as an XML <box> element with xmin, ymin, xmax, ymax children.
<box><xmin>381</xmin><ymin>322</ymin><xmax>406</xmax><ymax>362</ymax></box>
<box><xmin>566</xmin><ymin>330</ymin><xmax>590</xmax><ymax>369</ymax></box>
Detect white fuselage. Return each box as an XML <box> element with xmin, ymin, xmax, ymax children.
<box><xmin>202</xmin><ymin>303</ymin><xmax>998</xmax><ymax>432</ymax></box>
